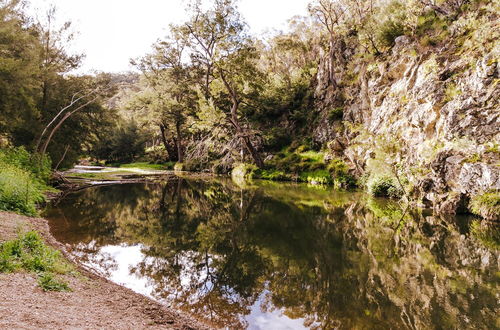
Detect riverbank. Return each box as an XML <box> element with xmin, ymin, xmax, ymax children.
<box><xmin>0</xmin><ymin>211</ymin><xmax>208</xmax><ymax>330</ymax></box>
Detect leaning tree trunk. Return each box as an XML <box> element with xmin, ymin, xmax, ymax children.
<box><xmin>219</xmin><ymin>69</ymin><xmax>264</xmax><ymax>168</ymax></box>
<box><xmin>230</xmin><ymin>104</ymin><xmax>263</xmax><ymax>168</ymax></box>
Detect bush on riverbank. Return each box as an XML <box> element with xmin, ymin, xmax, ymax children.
<box><xmin>243</xmin><ymin>146</ymin><xmax>356</xmax><ymax>187</ymax></box>
<box><xmin>367</xmin><ymin>175</ymin><xmax>404</xmax><ymax>199</ymax></box>
<box><xmin>0</xmin><ymin>231</ymin><xmax>72</xmax><ymax>291</ymax></box>
<box><xmin>0</xmin><ymin>148</ymin><xmax>51</xmax><ymax>216</ymax></box>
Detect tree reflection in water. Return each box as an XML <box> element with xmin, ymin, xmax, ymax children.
<box><xmin>45</xmin><ymin>178</ymin><xmax>499</xmax><ymax>329</ymax></box>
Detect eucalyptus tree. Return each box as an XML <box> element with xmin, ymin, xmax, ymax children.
<box><xmin>184</xmin><ymin>0</ymin><xmax>265</xmax><ymax>167</ymax></box>
<box><xmin>35</xmin><ymin>5</ymin><xmax>83</xmax><ymax>113</ymax></box>
<box><xmin>132</xmin><ymin>27</ymin><xmax>198</xmax><ymax>162</ymax></box>
<box><xmin>0</xmin><ymin>0</ymin><xmax>40</xmax><ymax>136</ymax></box>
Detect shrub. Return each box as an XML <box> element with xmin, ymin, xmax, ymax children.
<box><xmin>0</xmin><ymin>163</ymin><xmax>44</xmax><ymax>216</ymax></box>
<box><xmin>367</xmin><ymin>175</ymin><xmax>404</xmax><ymax>199</ymax></box>
<box><xmin>0</xmin><ymin>147</ymin><xmax>51</xmax><ymax>183</ymax></box>
<box><xmin>263</xmin><ymin>127</ymin><xmax>292</xmax><ymax>152</ymax></box>
<box><xmin>0</xmin><ymin>231</ymin><xmax>72</xmax><ymax>292</ymax></box>
<box><xmin>0</xmin><ymin>147</ymin><xmax>52</xmax><ymax>215</ymax></box>
<box><xmin>470</xmin><ymin>191</ymin><xmax>500</xmax><ymax>220</ymax></box>
<box><xmin>298</xmin><ymin>170</ymin><xmax>333</xmax><ymax>185</ymax></box>
<box><xmin>376</xmin><ymin>1</ymin><xmax>407</xmax><ymax>48</ymax></box>
<box><xmin>38</xmin><ymin>273</ymin><xmax>71</xmax><ymax>292</ymax></box>
<box><xmin>328</xmin><ymin>159</ymin><xmax>357</xmax><ymax>188</ymax></box>
<box><xmin>143</xmin><ymin>145</ymin><xmax>168</xmax><ymax>164</ymax></box>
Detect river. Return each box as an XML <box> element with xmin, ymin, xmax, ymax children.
<box><xmin>43</xmin><ymin>176</ymin><xmax>499</xmax><ymax>329</ymax></box>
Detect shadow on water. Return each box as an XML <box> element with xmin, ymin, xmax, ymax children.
<box><xmin>44</xmin><ymin>177</ymin><xmax>499</xmax><ymax>329</ymax></box>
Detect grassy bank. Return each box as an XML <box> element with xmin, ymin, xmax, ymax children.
<box><xmin>108</xmin><ymin>161</ymin><xmax>175</xmax><ymax>171</ymax></box>
<box><xmin>0</xmin><ymin>230</ymin><xmax>73</xmax><ymax>291</ymax></box>
<box><xmin>0</xmin><ymin>147</ymin><xmax>52</xmax><ymax>216</ymax></box>
<box><xmin>232</xmin><ymin>146</ymin><xmax>356</xmax><ymax>189</ymax></box>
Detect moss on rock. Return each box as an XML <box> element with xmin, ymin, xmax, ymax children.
<box><xmin>470</xmin><ymin>191</ymin><xmax>500</xmax><ymax>220</ymax></box>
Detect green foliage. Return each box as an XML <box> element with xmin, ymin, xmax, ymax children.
<box><xmin>263</xmin><ymin>127</ymin><xmax>292</xmax><ymax>152</ymax></box>
<box><xmin>484</xmin><ymin>142</ymin><xmax>499</xmax><ymax>154</ymax></box>
<box><xmin>90</xmin><ymin>120</ymin><xmax>148</xmax><ymax>164</ymax></box>
<box><xmin>118</xmin><ymin>162</ymin><xmax>174</xmax><ymax>171</ymax></box>
<box><xmin>367</xmin><ymin>175</ymin><xmax>404</xmax><ymax>199</ymax></box>
<box><xmin>299</xmin><ymin>169</ymin><xmax>333</xmax><ymax>185</ymax></box>
<box><xmin>0</xmin><ymin>147</ymin><xmax>53</xmax><ymax>216</ymax></box>
<box><xmin>0</xmin><ymin>231</ymin><xmax>72</xmax><ymax>292</ymax></box>
<box><xmin>464</xmin><ymin>153</ymin><xmax>481</xmax><ymax>163</ymax></box>
<box><xmin>254</xmin><ymin>169</ymin><xmax>292</xmax><ymax>181</ymax></box>
<box><xmin>378</xmin><ymin>17</ymin><xmax>406</xmax><ymax>48</ymax></box>
<box><xmin>328</xmin><ymin>107</ymin><xmax>344</xmax><ymax>122</ymax></box>
<box><xmin>37</xmin><ymin>272</ymin><xmax>71</xmax><ymax>292</ymax></box>
<box><xmin>328</xmin><ymin>159</ymin><xmax>357</xmax><ymax>188</ymax></box>
<box><xmin>470</xmin><ymin>191</ymin><xmax>500</xmax><ymax>220</ymax></box>
<box><xmin>0</xmin><ymin>230</ymin><xmax>72</xmax><ymax>292</ymax></box>
<box><xmin>0</xmin><ymin>147</ymin><xmax>51</xmax><ymax>182</ymax></box>
<box><xmin>143</xmin><ymin>145</ymin><xmax>169</xmax><ymax>164</ymax></box>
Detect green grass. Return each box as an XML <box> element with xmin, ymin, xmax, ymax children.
<box><xmin>38</xmin><ymin>272</ymin><xmax>71</xmax><ymax>292</ymax></box>
<box><xmin>298</xmin><ymin>169</ymin><xmax>333</xmax><ymax>185</ymax></box>
<box><xmin>255</xmin><ymin>169</ymin><xmax>292</xmax><ymax>181</ymax></box>
<box><xmin>117</xmin><ymin>162</ymin><xmax>175</xmax><ymax>170</ymax></box>
<box><xmin>0</xmin><ymin>231</ymin><xmax>73</xmax><ymax>291</ymax></box>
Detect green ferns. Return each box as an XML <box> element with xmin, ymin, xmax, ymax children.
<box><xmin>470</xmin><ymin>191</ymin><xmax>500</xmax><ymax>220</ymax></box>
<box><xmin>0</xmin><ymin>231</ymin><xmax>72</xmax><ymax>291</ymax></box>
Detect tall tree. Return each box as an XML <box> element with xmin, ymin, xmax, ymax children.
<box><xmin>132</xmin><ymin>26</ymin><xmax>198</xmax><ymax>163</ymax></box>
<box><xmin>0</xmin><ymin>0</ymin><xmax>40</xmax><ymax>136</ymax></box>
<box><xmin>185</xmin><ymin>0</ymin><xmax>265</xmax><ymax>167</ymax></box>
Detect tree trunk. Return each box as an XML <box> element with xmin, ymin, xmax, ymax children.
<box><xmin>175</xmin><ymin>120</ymin><xmax>183</xmax><ymax>163</ymax></box>
<box><xmin>40</xmin><ymin>111</ymin><xmax>71</xmax><ymax>156</ymax></box>
<box><xmin>159</xmin><ymin>123</ymin><xmax>176</xmax><ymax>161</ymax></box>
<box><xmin>219</xmin><ymin>69</ymin><xmax>264</xmax><ymax>168</ymax></box>
<box><xmin>230</xmin><ymin>103</ymin><xmax>263</xmax><ymax>168</ymax></box>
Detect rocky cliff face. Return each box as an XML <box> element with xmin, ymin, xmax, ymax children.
<box><xmin>313</xmin><ymin>29</ymin><xmax>499</xmax><ymax>217</ymax></box>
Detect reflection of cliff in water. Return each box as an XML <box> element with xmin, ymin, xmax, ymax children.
<box><xmin>45</xmin><ymin>178</ymin><xmax>500</xmax><ymax>329</ymax></box>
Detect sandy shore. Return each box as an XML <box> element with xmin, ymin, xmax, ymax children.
<box><xmin>0</xmin><ymin>211</ymin><xmax>209</xmax><ymax>330</ymax></box>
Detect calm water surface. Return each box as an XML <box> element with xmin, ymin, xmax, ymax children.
<box><xmin>44</xmin><ymin>177</ymin><xmax>499</xmax><ymax>329</ymax></box>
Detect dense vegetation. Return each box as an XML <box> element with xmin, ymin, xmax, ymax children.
<box><xmin>0</xmin><ymin>147</ymin><xmax>51</xmax><ymax>215</ymax></box>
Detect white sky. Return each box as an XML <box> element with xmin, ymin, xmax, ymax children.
<box><xmin>29</xmin><ymin>0</ymin><xmax>311</xmax><ymax>73</ymax></box>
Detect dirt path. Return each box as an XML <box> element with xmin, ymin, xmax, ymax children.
<box><xmin>0</xmin><ymin>211</ymin><xmax>209</xmax><ymax>330</ymax></box>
